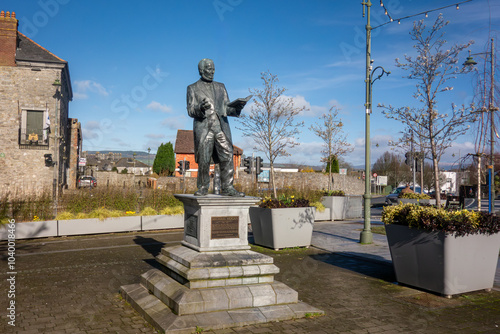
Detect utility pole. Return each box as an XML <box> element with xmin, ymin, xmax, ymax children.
<box><xmin>464</xmin><ymin>38</ymin><xmax>497</xmax><ymax>213</ymax></box>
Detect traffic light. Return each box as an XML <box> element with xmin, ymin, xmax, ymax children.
<box><xmin>415</xmin><ymin>157</ymin><xmax>421</xmax><ymax>172</ymax></box>
<box><xmin>255</xmin><ymin>156</ymin><xmax>263</xmax><ymax>175</ymax></box>
<box><xmin>404</xmin><ymin>152</ymin><xmax>411</xmax><ymax>166</ymax></box>
<box><xmin>178</xmin><ymin>160</ymin><xmax>184</xmax><ymax>175</ymax></box>
<box><xmin>185</xmin><ymin>160</ymin><xmax>190</xmax><ymax>171</ymax></box>
<box><xmin>243</xmin><ymin>157</ymin><xmax>252</xmax><ymax>174</ymax></box>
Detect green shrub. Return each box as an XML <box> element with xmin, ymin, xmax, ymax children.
<box><xmin>399</xmin><ymin>193</ymin><xmax>431</xmax><ymax>200</ymax></box>
<box><xmin>86</xmin><ymin>208</ymin><xmax>123</xmax><ymax>221</ymax></box>
<box><xmin>382</xmin><ymin>203</ymin><xmax>500</xmax><ymax>236</ymax></box>
<box><xmin>311</xmin><ymin>201</ymin><xmax>326</xmax><ymax>213</ymax></box>
<box><xmin>160</xmin><ymin>206</ymin><xmax>184</xmax><ymax>215</ymax></box>
<box><xmin>139</xmin><ymin>207</ymin><xmax>158</xmax><ymax>216</ymax></box>
<box><xmin>56</xmin><ymin>211</ymin><xmax>75</xmax><ymax>220</ymax></box>
<box><xmin>259</xmin><ymin>194</ymin><xmax>310</xmax><ymax>209</ymax></box>
<box><xmin>323</xmin><ymin>190</ymin><xmax>345</xmax><ymax>197</ymax></box>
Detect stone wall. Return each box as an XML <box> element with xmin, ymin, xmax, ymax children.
<box><xmin>93</xmin><ymin>171</ymin><xmax>150</xmax><ymax>189</ymax></box>
<box><xmin>233</xmin><ymin>172</ymin><xmax>364</xmax><ymax>195</ymax></box>
<box><xmin>0</xmin><ymin>65</ymin><xmax>70</xmax><ymax>198</ymax></box>
<box><xmin>156</xmin><ymin>171</ymin><xmax>364</xmax><ymax>195</ymax></box>
<box><xmin>67</xmin><ymin>119</ymin><xmax>81</xmax><ymax>189</ymax></box>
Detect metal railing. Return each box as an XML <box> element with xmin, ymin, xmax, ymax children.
<box><xmin>19</xmin><ymin>128</ymin><xmax>49</xmax><ymax>147</ymax></box>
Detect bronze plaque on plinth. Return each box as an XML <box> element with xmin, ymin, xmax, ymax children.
<box><xmin>211</xmin><ymin>216</ymin><xmax>239</xmax><ymax>239</ymax></box>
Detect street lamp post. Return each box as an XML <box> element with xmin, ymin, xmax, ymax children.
<box><xmin>361</xmin><ymin>0</ymin><xmax>390</xmax><ymax>244</ymax></box>
<box><xmin>52</xmin><ymin>78</ymin><xmax>62</xmax><ymax>218</ymax></box>
<box><xmin>464</xmin><ymin>38</ymin><xmax>497</xmax><ymax>213</ymax></box>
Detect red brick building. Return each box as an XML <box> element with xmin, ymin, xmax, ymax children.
<box><xmin>174</xmin><ymin>129</ymin><xmax>243</xmax><ymax>178</ymax></box>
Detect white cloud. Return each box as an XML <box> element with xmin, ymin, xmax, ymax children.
<box><xmin>73</xmin><ymin>80</ymin><xmax>109</xmax><ymax>99</ymax></box>
<box><xmin>161</xmin><ymin>116</ymin><xmax>189</xmax><ymax>130</ymax></box>
<box><xmin>147</xmin><ymin>101</ymin><xmax>173</xmax><ymax>113</ymax></box>
<box><xmin>280</xmin><ymin>95</ymin><xmax>327</xmax><ymax>117</ymax></box>
<box><xmin>145</xmin><ymin>133</ymin><xmax>165</xmax><ymax>139</ymax></box>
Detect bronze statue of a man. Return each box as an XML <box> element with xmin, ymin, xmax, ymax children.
<box><xmin>187</xmin><ymin>58</ymin><xmax>249</xmax><ymax>196</ymax></box>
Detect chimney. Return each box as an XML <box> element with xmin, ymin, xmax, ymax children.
<box><xmin>0</xmin><ymin>11</ymin><xmax>18</xmax><ymax>66</ymax></box>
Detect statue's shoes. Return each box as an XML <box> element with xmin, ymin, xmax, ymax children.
<box><xmin>221</xmin><ymin>187</ymin><xmax>245</xmax><ymax>197</ymax></box>
<box><xmin>194</xmin><ymin>187</ymin><xmax>208</xmax><ymax>196</ymax></box>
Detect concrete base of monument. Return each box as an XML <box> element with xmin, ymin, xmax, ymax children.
<box><xmin>120</xmin><ymin>193</ymin><xmax>324</xmax><ymax>333</ymax></box>
<box><xmin>120</xmin><ymin>245</ymin><xmax>324</xmax><ymax>333</ymax></box>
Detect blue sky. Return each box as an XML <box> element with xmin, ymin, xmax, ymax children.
<box><xmin>5</xmin><ymin>0</ymin><xmax>500</xmax><ymax>168</ymax></box>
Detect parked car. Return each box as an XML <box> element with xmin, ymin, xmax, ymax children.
<box><xmin>78</xmin><ymin>176</ymin><xmax>97</xmax><ymax>188</ymax></box>
<box><xmin>385</xmin><ymin>186</ymin><xmax>422</xmax><ymax>205</ymax></box>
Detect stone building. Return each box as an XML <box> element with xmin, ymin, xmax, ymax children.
<box><xmin>174</xmin><ymin>129</ymin><xmax>243</xmax><ymax>178</ymax></box>
<box><xmin>0</xmin><ymin>10</ymin><xmax>78</xmax><ymax>198</ymax></box>
<box><xmin>114</xmin><ymin>157</ymin><xmax>151</xmax><ymax>175</ymax></box>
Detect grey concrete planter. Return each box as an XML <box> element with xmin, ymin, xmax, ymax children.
<box><xmin>0</xmin><ymin>220</ymin><xmax>58</xmax><ymax>240</ymax></box>
<box><xmin>58</xmin><ymin>216</ymin><xmax>142</xmax><ymax>236</ymax></box>
<box><xmin>345</xmin><ymin>195</ymin><xmax>363</xmax><ymax>219</ymax></box>
<box><xmin>321</xmin><ymin>196</ymin><xmax>346</xmax><ymax>220</ymax></box>
<box><xmin>142</xmin><ymin>215</ymin><xmax>183</xmax><ymax>230</ymax></box>
<box><xmin>314</xmin><ymin>208</ymin><xmax>331</xmax><ymax>221</ymax></box>
<box><xmin>249</xmin><ymin>207</ymin><xmax>315</xmax><ymax>250</ymax></box>
<box><xmin>385</xmin><ymin>224</ymin><xmax>500</xmax><ymax>296</ymax></box>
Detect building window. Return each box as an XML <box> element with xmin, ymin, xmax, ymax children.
<box><xmin>19</xmin><ymin>109</ymin><xmax>50</xmax><ymax>147</ymax></box>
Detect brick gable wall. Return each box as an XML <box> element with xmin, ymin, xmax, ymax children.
<box><xmin>0</xmin><ymin>11</ymin><xmax>17</xmax><ymax>66</ymax></box>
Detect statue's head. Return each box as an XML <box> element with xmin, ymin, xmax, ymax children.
<box><xmin>198</xmin><ymin>58</ymin><xmax>215</xmax><ymax>82</ymax></box>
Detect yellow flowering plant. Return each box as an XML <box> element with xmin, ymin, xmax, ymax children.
<box><xmin>259</xmin><ymin>195</ymin><xmax>310</xmax><ymax>209</ymax></box>
<box><xmin>382</xmin><ymin>203</ymin><xmax>499</xmax><ymax>236</ymax></box>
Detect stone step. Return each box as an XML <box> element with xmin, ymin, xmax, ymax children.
<box><xmin>156</xmin><ymin>252</ymin><xmax>279</xmax><ymax>288</ymax></box>
<box><xmin>161</xmin><ymin>245</ymin><xmax>274</xmax><ymax>269</ymax></box>
<box><xmin>120</xmin><ymin>282</ymin><xmax>324</xmax><ymax>334</ymax></box>
<box><xmin>140</xmin><ymin>268</ymin><xmax>299</xmax><ymax>316</ymax></box>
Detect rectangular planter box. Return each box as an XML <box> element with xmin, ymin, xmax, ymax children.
<box><xmin>314</xmin><ymin>208</ymin><xmax>331</xmax><ymax>221</ymax></box>
<box><xmin>142</xmin><ymin>215</ymin><xmax>184</xmax><ymax>230</ymax></box>
<box><xmin>249</xmin><ymin>207</ymin><xmax>315</xmax><ymax>250</ymax></box>
<box><xmin>386</xmin><ymin>224</ymin><xmax>500</xmax><ymax>296</ymax></box>
<box><xmin>345</xmin><ymin>196</ymin><xmax>362</xmax><ymax>219</ymax></box>
<box><xmin>0</xmin><ymin>220</ymin><xmax>58</xmax><ymax>240</ymax></box>
<box><xmin>321</xmin><ymin>196</ymin><xmax>346</xmax><ymax>220</ymax></box>
<box><xmin>58</xmin><ymin>216</ymin><xmax>142</xmax><ymax>236</ymax></box>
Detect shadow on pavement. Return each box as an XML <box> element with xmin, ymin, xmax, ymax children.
<box><xmin>132</xmin><ymin>235</ymin><xmax>165</xmax><ymax>257</ymax></box>
<box><xmin>310</xmin><ymin>251</ymin><xmax>396</xmax><ymax>282</ymax></box>
<box><xmin>0</xmin><ymin>240</ymin><xmax>43</xmax><ymax>259</ymax></box>
<box><xmin>313</xmin><ymin>230</ymin><xmax>359</xmax><ymax>243</ymax></box>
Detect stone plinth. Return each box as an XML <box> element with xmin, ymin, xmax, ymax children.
<box><xmin>175</xmin><ymin>194</ymin><xmax>260</xmax><ymax>252</ymax></box>
<box><xmin>120</xmin><ymin>194</ymin><xmax>324</xmax><ymax>333</ymax></box>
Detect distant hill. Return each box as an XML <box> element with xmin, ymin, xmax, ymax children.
<box><xmin>84</xmin><ymin>150</ymin><xmax>156</xmax><ymax>165</ymax></box>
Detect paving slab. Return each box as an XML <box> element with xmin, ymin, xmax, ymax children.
<box><xmin>1</xmin><ymin>221</ymin><xmax>500</xmax><ymax>333</ymax></box>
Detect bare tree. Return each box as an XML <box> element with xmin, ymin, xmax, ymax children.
<box><xmin>372</xmin><ymin>151</ymin><xmax>411</xmax><ymax>189</ymax></box>
<box><xmin>389</xmin><ymin>126</ymin><xmax>430</xmax><ymax>193</ymax></box>
<box><xmin>379</xmin><ymin>14</ymin><xmax>475</xmax><ymax>206</ymax></box>
<box><xmin>237</xmin><ymin>71</ymin><xmax>306</xmax><ymax>198</ymax></box>
<box><xmin>309</xmin><ymin>106</ymin><xmax>353</xmax><ymax>191</ymax></box>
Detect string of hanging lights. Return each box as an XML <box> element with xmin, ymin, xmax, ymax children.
<box><xmin>375</xmin><ymin>0</ymin><xmax>473</xmax><ymax>29</ymax></box>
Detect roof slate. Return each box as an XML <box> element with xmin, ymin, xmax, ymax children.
<box><xmin>16</xmin><ymin>32</ymin><xmax>66</xmax><ymax>64</ymax></box>
<box><xmin>114</xmin><ymin>158</ymin><xmax>150</xmax><ymax>168</ymax></box>
<box><xmin>174</xmin><ymin>129</ymin><xmax>243</xmax><ymax>155</ymax></box>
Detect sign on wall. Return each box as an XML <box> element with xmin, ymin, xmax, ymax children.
<box><xmin>258</xmin><ymin>170</ymin><xmax>270</xmax><ymax>183</ymax></box>
<box><xmin>377</xmin><ymin>176</ymin><xmax>388</xmax><ymax>186</ymax></box>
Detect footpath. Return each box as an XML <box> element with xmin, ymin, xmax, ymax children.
<box><xmin>312</xmin><ymin>217</ymin><xmax>500</xmax><ymax>290</ymax></box>
<box><xmin>0</xmin><ymin>217</ymin><xmax>499</xmax><ymax>333</ymax></box>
